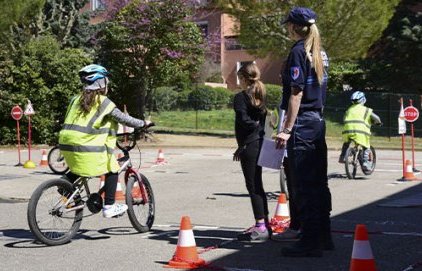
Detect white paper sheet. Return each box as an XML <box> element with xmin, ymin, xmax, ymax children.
<box><xmin>257</xmin><ymin>138</ymin><xmax>285</xmax><ymax>170</ymax></box>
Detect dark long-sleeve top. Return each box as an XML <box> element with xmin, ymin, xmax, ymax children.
<box><xmin>233</xmin><ymin>91</ymin><xmax>266</xmax><ymax>147</ymax></box>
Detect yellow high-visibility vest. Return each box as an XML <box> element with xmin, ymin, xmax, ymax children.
<box><xmin>342</xmin><ymin>104</ymin><xmax>372</xmax><ymax>148</ymax></box>
<box><xmin>59</xmin><ymin>94</ymin><xmax>119</xmax><ymax>177</ymax></box>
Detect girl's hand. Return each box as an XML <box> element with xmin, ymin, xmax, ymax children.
<box><xmin>233</xmin><ymin>147</ymin><xmax>243</xmax><ymax>161</ymax></box>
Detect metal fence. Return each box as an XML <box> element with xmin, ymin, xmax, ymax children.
<box><xmin>324</xmin><ymin>92</ymin><xmax>422</xmax><ymax>138</ymax></box>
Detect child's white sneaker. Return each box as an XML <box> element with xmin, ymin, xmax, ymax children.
<box><xmin>102</xmin><ymin>203</ymin><xmax>128</xmax><ymax>218</ymax></box>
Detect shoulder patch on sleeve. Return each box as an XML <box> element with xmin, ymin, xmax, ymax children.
<box><xmin>290</xmin><ymin>66</ymin><xmax>300</xmax><ymax>80</ymax></box>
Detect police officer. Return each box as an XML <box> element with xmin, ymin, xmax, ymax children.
<box><xmin>275</xmin><ymin>7</ymin><xmax>333</xmax><ymax>257</ymax></box>
<box><xmin>339</xmin><ymin>91</ymin><xmax>382</xmax><ymax>170</ymax></box>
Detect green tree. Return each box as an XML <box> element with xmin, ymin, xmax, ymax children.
<box><xmin>0</xmin><ymin>36</ymin><xmax>91</xmax><ymax>144</ymax></box>
<box><xmin>364</xmin><ymin>0</ymin><xmax>422</xmax><ymax>92</ymax></box>
<box><xmin>214</xmin><ymin>0</ymin><xmax>400</xmax><ymax>60</ymax></box>
<box><xmin>0</xmin><ymin>0</ymin><xmax>45</xmax><ymax>34</ymax></box>
<box><xmin>4</xmin><ymin>0</ymin><xmax>92</xmax><ymax>51</ymax></box>
<box><xmin>96</xmin><ymin>0</ymin><xmax>205</xmax><ymax>117</ymax></box>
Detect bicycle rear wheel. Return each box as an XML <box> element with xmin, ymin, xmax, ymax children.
<box><xmin>362</xmin><ymin>146</ymin><xmax>377</xmax><ymax>175</ymax></box>
<box><xmin>27</xmin><ymin>179</ymin><xmax>83</xmax><ymax>245</ymax></box>
<box><xmin>126</xmin><ymin>173</ymin><xmax>155</xmax><ymax>232</ymax></box>
<box><xmin>48</xmin><ymin>146</ymin><xmax>69</xmax><ymax>174</ymax></box>
<box><xmin>345</xmin><ymin>147</ymin><xmax>358</xmax><ymax>179</ymax></box>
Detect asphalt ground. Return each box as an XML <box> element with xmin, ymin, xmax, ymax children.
<box><xmin>1</xmin><ymin>136</ymin><xmax>422</xmax><ymax>271</ymax></box>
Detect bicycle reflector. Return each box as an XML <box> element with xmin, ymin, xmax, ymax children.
<box><xmin>87</xmin><ymin>193</ymin><xmax>103</xmax><ymax>213</ymax></box>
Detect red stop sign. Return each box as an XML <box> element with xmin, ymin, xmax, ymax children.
<box><xmin>404</xmin><ymin>106</ymin><xmax>419</xmax><ymax>122</ymax></box>
<box><xmin>11</xmin><ymin>105</ymin><xmax>23</xmax><ymax>121</ymax></box>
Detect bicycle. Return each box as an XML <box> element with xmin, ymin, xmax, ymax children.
<box><xmin>48</xmin><ymin>145</ymin><xmax>69</xmax><ymax>174</ymax></box>
<box><xmin>344</xmin><ymin>141</ymin><xmax>376</xmax><ymax>179</ymax></box>
<box><xmin>27</xmin><ymin>126</ymin><xmax>155</xmax><ymax>246</ymax></box>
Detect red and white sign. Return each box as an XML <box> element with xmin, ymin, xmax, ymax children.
<box><xmin>24</xmin><ymin>100</ymin><xmax>35</xmax><ymax>115</ymax></box>
<box><xmin>403</xmin><ymin>106</ymin><xmax>419</xmax><ymax>122</ymax></box>
<box><xmin>11</xmin><ymin>105</ymin><xmax>23</xmax><ymax>121</ymax></box>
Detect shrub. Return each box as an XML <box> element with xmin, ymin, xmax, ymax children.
<box><xmin>328</xmin><ymin>61</ymin><xmax>365</xmax><ymax>92</ymax></box>
<box><xmin>152</xmin><ymin>86</ymin><xmax>179</xmax><ymax>112</ymax></box>
<box><xmin>188</xmin><ymin>85</ymin><xmax>215</xmax><ymax>110</ymax></box>
<box><xmin>265</xmin><ymin>84</ymin><xmax>282</xmax><ymax>109</ymax></box>
<box><xmin>212</xmin><ymin>86</ymin><xmax>233</xmax><ymax>109</ymax></box>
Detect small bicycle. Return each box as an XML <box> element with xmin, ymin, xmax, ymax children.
<box><xmin>27</xmin><ymin>127</ymin><xmax>155</xmax><ymax>246</ymax></box>
<box><xmin>344</xmin><ymin>141</ymin><xmax>376</xmax><ymax>179</ymax></box>
<box><xmin>48</xmin><ymin>145</ymin><xmax>69</xmax><ymax>174</ymax></box>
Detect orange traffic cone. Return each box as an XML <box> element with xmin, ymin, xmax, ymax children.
<box><xmin>349</xmin><ymin>224</ymin><xmax>376</xmax><ymax>271</ymax></box>
<box><xmin>164</xmin><ymin>216</ymin><xmax>206</xmax><ymax>269</ymax></box>
<box><xmin>401</xmin><ymin>160</ymin><xmax>417</xmax><ymax>181</ymax></box>
<box><xmin>270</xmin><ymin>193</ymin><xmax>290</xmax><ymax>233</ymax></box>
<box><xmin>39</xmin><ymin>149</ymin><xmax>48</xmax><ymax>167</ymax></box>
<box><xmin>155</xmin><ymin>149</ymin><xmax>166</xmax><ymax>164</ymax></box>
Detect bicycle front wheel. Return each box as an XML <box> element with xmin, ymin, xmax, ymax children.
<box><xmin>345</xmin><ymin>147</ymin><xmax>358</xmax><ymax>179</ymax></box>
<box><xmin>48</xmin><ymin>146</ymin><xmax>69</xmax><ymax>174</ymax></box>
<box><xmin>126</xmin><ymin>173</ymin><xmax>155</xmax><ymax>232</ymax></box>
<box><xmin>27</xmin><ymin>179</ymin><xmax>83</xmax><ymax>246</ymax></box>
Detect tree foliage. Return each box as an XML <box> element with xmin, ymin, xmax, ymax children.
<box><xmin>3</xmin><ymin>0</ymin><xmax>93</xmax><ymax>51</ymax></box>
<box><xmin>0</xmin><ymin>36</ymin><xmax>91</xmax><ymax>144</ymax></box>
<box><xmin>364</xmin><ymin>0</ymin><xmax>422</xmax><ymax>92</ymax></box>
<box><xmin>0</xmin><ymin>0</ymin><xmax>45</xmax><ymax>34</ymax></box>
<box><xmin>96</xmin><ymin>0</ymin><xmax>206</xmax><ymax>117</ymax></box>
<box><xmin>214</xmin><ymin>0</ymin><xmax>400</xmax><ymax>60</ymax></box>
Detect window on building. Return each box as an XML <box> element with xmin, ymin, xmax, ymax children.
<box><xmin>196</xmin><ymin>21</ymin><xmax>208</xmax><ymax>38</ymax></box>
<box><xmin>225</xmin><ymin>36</ymin><xmax>243</xmax><ymax>51</ymax></box>
<box><xmin>91</xmin><ymin>0</ymin><xmax>106</xmax><ymax>11</ymax></box>
<box><xmin>236</xmin><ymin>61</ymin><xmax>255</xmax><ymax>85</ymax></box>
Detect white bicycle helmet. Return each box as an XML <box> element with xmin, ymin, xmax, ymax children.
<box><xmin>351</xmin><ymin>91</ymin><xmax>366</xmax><ymax>104</ymax></box>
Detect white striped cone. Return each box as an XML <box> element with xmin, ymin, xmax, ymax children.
<box><xmin>165</xmin><ymin>216</ymin><xmax>205</xmax><ymax>269</ymax></box>
<box><xmin>350</xmin><ymin>224</ymin><xmax>376</xmax><ymax>271</ymax></box>
<box><xmin>273</xmin><ymin>193</ymin><xmax>290</xmax><ymax>221</ymax></box>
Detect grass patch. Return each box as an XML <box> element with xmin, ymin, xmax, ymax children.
<box><xmin>150</xmin><ymin>109</ymin><xmax>422</xmax><ymax>150</ymax></box>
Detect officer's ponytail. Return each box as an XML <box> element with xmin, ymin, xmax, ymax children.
<box><xmin>292</xmin><ymin>23</ymin><xmax>324</xmax><ymax>85</ymax></box>
<box><xmin>305</xmin><ymin>24</ymin><xmax>323</xmax><ymax>85</ymax></box>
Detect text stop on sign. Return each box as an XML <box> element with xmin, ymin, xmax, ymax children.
<box><xmin>403</xmin><ymin>106</ymin><xmax>419</xmax><ymax>122</ymax></box>
<box><xmin>11</xmin><ymin>105</ymin><xmax>23</xmax><ymax>121</ymax></box>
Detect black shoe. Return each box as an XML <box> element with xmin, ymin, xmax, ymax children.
<box><xmin>281</xmin><ymin>239</ymin><xmax>323</xmax><ymax>257</ymax></box>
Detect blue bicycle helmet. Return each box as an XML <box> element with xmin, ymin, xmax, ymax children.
<box><xmin>78</xmin><ymin>64</ymin><xmax>110</xmax><ymax>91</ymax></box>
<box><xmin>351</xmin><ymin>91</ymin><xmax>366</xmax><ymax>104</ymax></box>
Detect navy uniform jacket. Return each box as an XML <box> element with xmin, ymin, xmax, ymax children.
<box><xmin>280</xmin><ymin>39</ymin><xmax>329</xmax><ymax>112</ymax></box>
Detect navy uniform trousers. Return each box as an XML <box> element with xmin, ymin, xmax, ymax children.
<box><xmin>286</xmin><ymin>110</ymin><xmax>332</xmax><ymax>243</ymax></box>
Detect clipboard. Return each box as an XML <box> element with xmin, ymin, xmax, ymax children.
<box><xmin>257</xmin><ymin>109</ymin><xmax>286</xmax><ymax>170</ymax></box>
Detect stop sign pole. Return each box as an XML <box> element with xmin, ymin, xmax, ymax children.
<box><xmin>406</xmin><ymin>100</ymin><xmax>420</xmax><ymax>172</ymax></box>
<box><xmin>11</xmin><ymin>105</ymin><xmax>23</xmax><ymax>166</ymax></box>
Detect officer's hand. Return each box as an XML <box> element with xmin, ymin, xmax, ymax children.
<box><xmin>275</xmin><ymin>132</ymin><xmax>290</xmax><ymax>149</ymax></box>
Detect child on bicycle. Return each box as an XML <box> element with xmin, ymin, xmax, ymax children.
<box><xmin>339</xmin><ymin>91</ymin><xmax>381</xmax><ymax>170</ymax></box>
<box><xmin>59</xmin><ymin>64</ymin><xmax>151</xmax><ymax>218</ymax></box>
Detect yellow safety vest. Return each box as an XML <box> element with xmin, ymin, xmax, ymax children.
<box><xmin>59</xmin><ymin>94</ymin><xmax>119</xmax><ymax>177</ymax></box>
<box><xmin>342</xmin><ymin>104</ymin><xmax>372</xmax><ymax>148</ymax></box>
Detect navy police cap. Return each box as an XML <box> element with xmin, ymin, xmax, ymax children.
<box><xmin>281</xmin><ymin>7</ymin><xmax>317</xmax><ymax>26</ymax></box>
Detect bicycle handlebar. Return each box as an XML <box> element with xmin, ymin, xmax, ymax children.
<box><xmin>116</xmin><ymin>122</ymin><xmax>155</xmax><ymax>152</ymax></box>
